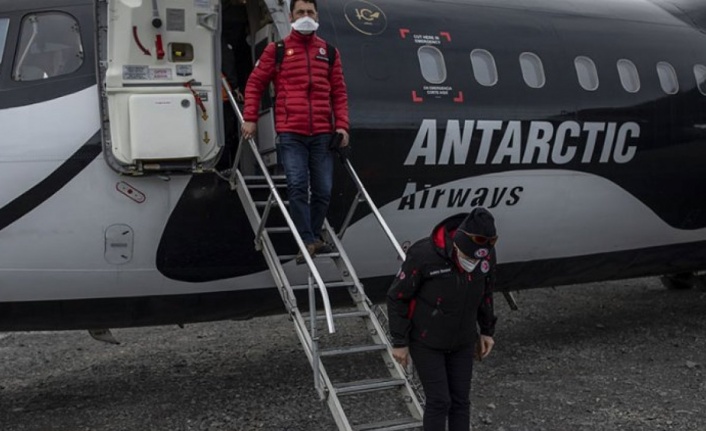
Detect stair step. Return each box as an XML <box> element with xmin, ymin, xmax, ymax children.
<box><xmin>320</xmin><ymin>343</ymin><xmax>387</xmax><ymax>357</ymax></box>
<box><xmin>265</xmin><ymin>227</ymin><xmax>291</xmax><ymax>234</ymax></box>
<box><xmin>279</xmin><ymin>252</ymin><xmax>341</xmax><ymax>263</ymax></box>
<box><xmin>319</xmin><ymin>310</ymin><xmax>369</xmax><ymax>320</ymax></box>
<box><xmin>353</xmin><ymin>418</ymin><xmax>423</xmax><ymax>431</ymax></box>
<box><xmin>256</xmin><ymin>200</ymin><xmax>289</xmax><ymax>207</ymax></box>
<box><xmin>243</xmin><ymin>174</ymin><xmax>287</xmax><ymax>182</ymax></box>
<box><xmin>334</xmin><ymin>377</ymin><xmax>406</xmax><ymax>396</ymax></box>
<box><xmin>301</xmin><ymin>310</ymin><xmax>368</xmax><ymax>320</ymax></box>
<box><xmin>248</xmin><ymin>183</ymin><xmax>287</xmax><ymax>190</ymax></box>
<box><xmin>290</xmin><ymin>280</ymin><xmax>354</xmax><ymax>290</ymax></box>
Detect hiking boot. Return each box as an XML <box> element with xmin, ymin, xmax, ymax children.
<box><xmin>295</xmin><ymin>243</ymin><xmax>317</xmax><ymax>265</ymax></box>
<box><xmin>313</xmin><ymin>239</ymin><xmax>333</xmax><ymax>254</ymax></box>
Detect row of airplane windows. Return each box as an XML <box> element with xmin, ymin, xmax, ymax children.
<box><xmin>4</xmin><ymin>14</ymin><xmax>706</xmax><ymax>96</ymax></box>
<box><xmin>418</xmin><ymin>45</ymin><xmax>706</xmax><ymax>96</ymax></box>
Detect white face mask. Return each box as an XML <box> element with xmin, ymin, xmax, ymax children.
<box><xmin>291</xmin><ymin>16</ymin><xmax>319</xmax><ymax>34</ymax></box>
<box><xmin>458</xmin><ymin>256</ymin><xmax>479</xmax><ymax>273</ymax></box>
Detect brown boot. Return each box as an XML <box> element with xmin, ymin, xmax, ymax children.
<box><xmin>295</xmin><ymin>243</ymin><xmax>317</xmax><ymax>265</ymax></box>
<box><xmin>313</xmin><ymin>239</ymin><xmax>333</xmax><ymax>254</ymax></box>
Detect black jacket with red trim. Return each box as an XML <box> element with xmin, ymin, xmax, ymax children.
<box><xmin>386</xmin><ymin>213</ymin><xmax>497</xmax><ymax>350</ymax></box>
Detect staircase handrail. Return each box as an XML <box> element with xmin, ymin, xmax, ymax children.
<box><xmin>222</xmin><ymin>77</ymin><xmax>336</xmax><ymax>334</ymax></box>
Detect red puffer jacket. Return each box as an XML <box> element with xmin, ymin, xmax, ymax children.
<box><xmin>243</xmin><ymin>31</ymin><xmax>349</xmax><ymax>135</ymax></box>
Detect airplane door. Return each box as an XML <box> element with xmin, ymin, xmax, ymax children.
<box><xmin>96</xmin><ymin>0</ymin><xmax>222</xmax><ymax>175</ymax></box>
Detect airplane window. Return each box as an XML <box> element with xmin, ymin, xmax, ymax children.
<box><xmin>694</xmin><ymin>65</ymin><xmax>706</xmax><ymax>96</ymax></box>
<box><xmin>574</xmin><ymin>56</ymin><xmax>599</xmax><ymax>91</ymax></box>
<box><xmin>519</xmin><ymin>52</ymin><xmax>545</xmax><ymax>89</ymax></box>
<box><xmin>0</xmin><ymin>18</ymin><xmax>8</xmax><ymax>69</ymax></box>
<box><xmin>417</xmin><ymin>45</ymin><xmax>447</xmax><ymax>84</ymax></box>
<box><xmin>617</xmin><ymin>59</ymin><xmax>640</xmax><ymax>93</ymax></box>
<box><xmin>656</xmin><ymin>62</ymin><xmax>678</xmax><ymax>95</ymax></box>
<box><xmin>470</xmin><ymin>49</ymin><xmax>498</xmax><ymax>87</ymax></box>
<box><xmin>12</xmin><ymin>12</ymin><xmax>84</xmax><ymax>82</ymax></box>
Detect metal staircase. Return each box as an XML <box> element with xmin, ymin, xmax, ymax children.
<box><xmin>222</xmin><ymin>79</ymin><xmax>424</xmax><ymax>430</ymax></box>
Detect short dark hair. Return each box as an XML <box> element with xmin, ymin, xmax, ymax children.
<box><xmin>290</xmin><ymin>0</ymin><xmax>317</xmax><ymax>13</ymax></box>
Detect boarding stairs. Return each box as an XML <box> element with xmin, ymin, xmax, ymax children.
<box><xmin>222</xmin><ymin>80</ymin><xmax>424</xmax><ymax>431</ymax></box>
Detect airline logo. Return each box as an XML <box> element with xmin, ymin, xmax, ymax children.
<box><xmin>405</xmin><ymin>119</ymin><xmax>640</xmax><ymax>166</ymax></box>
<box><xmin>344</xmin><ymin>1</ymin><xmax>387</xmax><ymax>36</ymax></box>
<box><xmin>397</xmin><ymin>183</ymin><xmax>523</xmax><ymax>210</ymax></box>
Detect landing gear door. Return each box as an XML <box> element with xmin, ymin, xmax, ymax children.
<box><xmin>97</xmin><ymin>0</ymin><xmax>221</xmax><ymax>175</ymax></box>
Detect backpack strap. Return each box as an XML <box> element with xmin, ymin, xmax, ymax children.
<box><xmin>274</xmin><ymin>41</ymin><xmax>285</xmax><ymax>71</ymax></box>
<box><xmin>326</xmin><ymin>42</ymin><xmax>336</xmax><ymax>67</ymax></box>
<box><xmin>274</xmin><ymin>40</ymin><xmax>337</xmax><ymax>70</ymax></box>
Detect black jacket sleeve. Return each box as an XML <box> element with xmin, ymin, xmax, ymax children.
<box><xmin>477</xmin><ymin>254</ymin><xmax>498</xmax><ymax>336</ymax></box>
<box><xmin>386</xmin><ymin>249</ymin><xmax>424</xmax><ymax>348</ymax></box>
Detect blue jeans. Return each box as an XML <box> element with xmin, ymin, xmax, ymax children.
<box><xmin>277</xmin><ymin>133</ymin><xmax>334</xmax><ymax>245</ymax></box>
<box><xmin>410</xmin><ymin>342</ymin><xmax>474</xmax><ymax>431</ymax></box>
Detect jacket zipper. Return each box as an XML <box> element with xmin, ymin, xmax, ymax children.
<box><xmin>453</xmin><ymin>269</ymin><xmax>471</xmax><ymax>347</ymax></box>
<box><xmin>305</xmin><ymin>39</ymin><xmax>314</xmax><ymax>135</ymax></box>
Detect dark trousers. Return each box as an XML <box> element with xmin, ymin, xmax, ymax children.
<box><xmin>277</xmin><ymin>133</ymin><xmax>334</xmax><ymax>244</ymax></box>
<box><xmin>410</xmin><ymin>343</ymin><xmax>474</xmax><ymax>431</ymax></box>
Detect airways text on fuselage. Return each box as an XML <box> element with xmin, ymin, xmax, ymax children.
<box><xmin>405</xmin><ymin>119</ymin><xmax>640</xmax><ymax>166</ymax></box>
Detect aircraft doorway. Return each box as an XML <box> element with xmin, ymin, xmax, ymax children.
<box><xmin>95</xmin><ymin>0</ymin><xmax>289</xmax><ymax>175</ymax></box>
<box><xmin>97</xmin><ymin>0</ymin><xmax>223</xmax><ymax>175</ymax></box>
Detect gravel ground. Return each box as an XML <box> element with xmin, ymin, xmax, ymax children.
<box><xmin>1</xmin><ymin>277</ymin><xmax>706</xmax><ymax>431</ymax></box>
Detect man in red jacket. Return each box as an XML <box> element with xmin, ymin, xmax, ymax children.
<box><xmin>242</xmin><ymin>0</ymin><xmax>350</xmax><ymax>263</ymax></box>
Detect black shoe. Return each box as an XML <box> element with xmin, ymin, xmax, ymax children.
<box><xmin>295</xmin><ymin>243</ymin><xmax>317</xmax><ymax>265</ymax></box>
<box><xmin>313</xmin><ymin>239</ymin><xmax>333</xmax><ymax>254</ymax></box>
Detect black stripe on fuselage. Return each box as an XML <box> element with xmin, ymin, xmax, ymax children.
<box><xmin>0</xmin><ymin>132</ymin><xmax>102</xmax><ymax>232</ymax></box>
<box><xmin>3</xmin><ymin>238</ymin><xmax>706</xmax><ymax>331</ymax></box>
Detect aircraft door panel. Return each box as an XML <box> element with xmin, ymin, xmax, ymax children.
<box><xmin>128</xmin><ymin>93</ymin><xmax>200</xmax><ymax>160</ymax></box>
<box><xmin>99</xmin><ymin>0</ymin><xmax>222</xmax><ymax>174</ymax></box>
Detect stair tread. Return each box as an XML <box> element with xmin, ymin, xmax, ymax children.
<box><xmin>279</xmin><ymin>252</ymin><xmax>341</xmax><ymax>263</ymax></box>
<box><xmin>290</xmin><ymin>280</ymin><xmax>353</xmax><ymax>290</ymax></box>
<box><xmin>320</xmin><ymin>343</ymin><xmax>387</xmax><ymax>357</ymax></box>
<box><xmin>256</xmin><ymin>200</ymin><xmax>288</xmax><ymax>206</ymax></box>
<box><xmin>248</xmin><ymin>183</ymin><xmax>287</xmax><ymax>189</ymax></box>
<box><xmin>353</xmin><ymin>417</ymin><xmax>423</xmax><ymax>431</ymax></box>
<box><xmin>310</xmin><ymin>310</ymin><xmax>369</xmax><ymax>320</ymax></box>
<box><xmin>333</xmin><ymin>377</ymin><xmax>406</xmax><ymax>395</ymax></box>
<box><xmin>243</xmin><ymin>174</ymin><xmax>286</xmax><ymax>181</ymax></box>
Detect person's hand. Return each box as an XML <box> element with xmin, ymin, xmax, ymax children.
<box><xmin>242</xmin><ymin>121</ymin><xmax>257</xmax><ymax>140</ymax></box>
<box><xmin>392</xmin><ymin>346</ymin><xmax>409</xmax><ymax>368</ymax></box>
<box><xmin>475</xmin><ymin>335</ymin><xmax>495</xmax><ymax>361</ymax></box>
<box><xmin>336</xmin><ymin>129</ymin><xmax>350</xmax><ymax>147</ymax></box>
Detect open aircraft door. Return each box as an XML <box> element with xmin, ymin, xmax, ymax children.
<box><xmin>95</xmin><ymin>0</ymin><xmax>221</xmax><ymax>175</ymax></box>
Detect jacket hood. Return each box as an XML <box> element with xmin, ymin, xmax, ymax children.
<box><xmin>430</xmin><ymin>213</ymin><xmax>468</xmax><ymax>260</ymax></box>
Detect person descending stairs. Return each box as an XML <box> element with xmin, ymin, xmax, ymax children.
<box><xmin>222</xmin><ymin>76</ymin><xmax>424</xmax><ymax>430</ymax></box>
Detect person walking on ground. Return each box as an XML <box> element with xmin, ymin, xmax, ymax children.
<box><xmin>387</xmin><ymin>208</ymin><xmax>499</xmax><ymax>431</ymax></box>
<box><xmin>241</xmin><ymin>0</ymin><xmax>350</xmax><ymax>264</ymax></box>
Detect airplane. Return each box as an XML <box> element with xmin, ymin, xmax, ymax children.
<box><xmin>1</xmin><ymin>0</ymin><xmax>706</xmax><ymax>335</ymax></box>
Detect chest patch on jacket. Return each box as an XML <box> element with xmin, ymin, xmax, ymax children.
<box><xmin>426</xmin><ymin>267</ymin><xmax>452</xmax><ymax>277</ymax></box>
